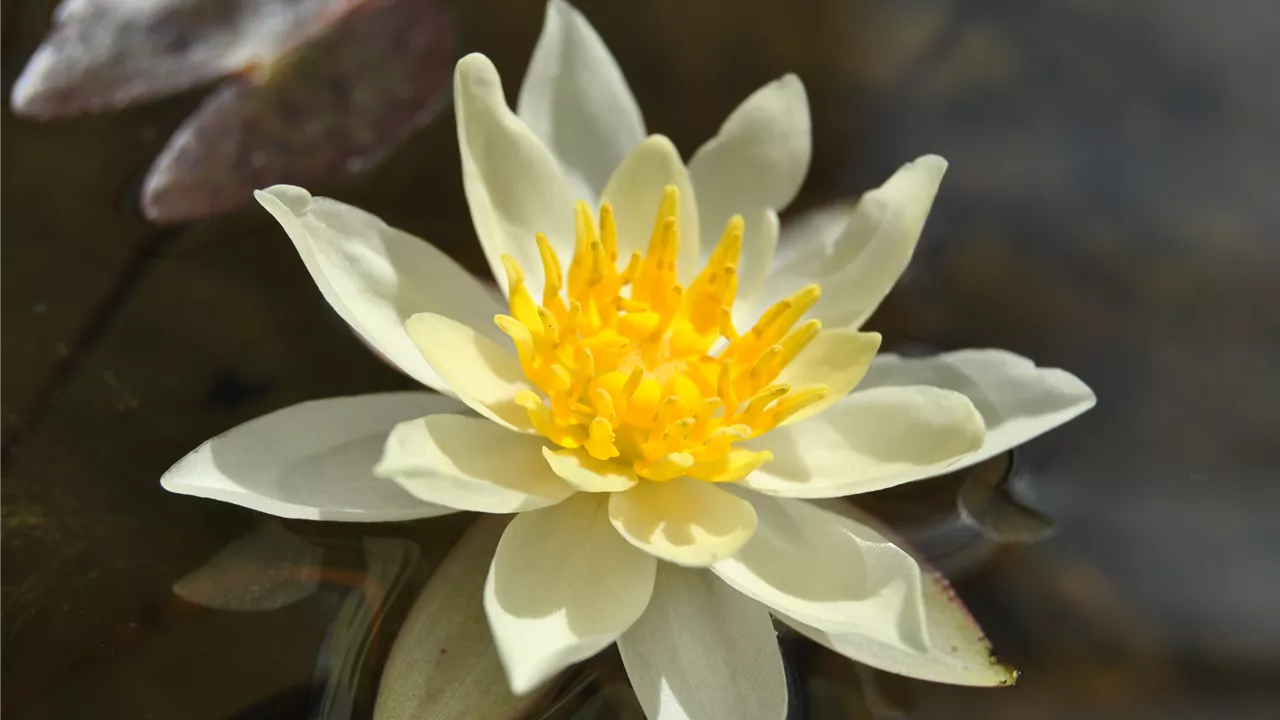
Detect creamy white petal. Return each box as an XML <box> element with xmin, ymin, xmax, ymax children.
<box><xmin>711</xmin><ymin>493</ymin><xmax>929</xmax><ymax>651</ymax></box>
<box><xmin>774</xmin><ymin>329</ymin><xmax>882</xmax><ymax>425</ymax></box>
<box><xmin>761</xmin><ymin>155</ymin><xmax>948</xmax><ymax>330</ymax></box>
<box><xmin>455</xmin><ymin>53</ymin><xmax>576</xmax><ymax>298</ymax></box>
<box><xmin>376</xmin><ymin>414</ymin><xmax>573</xmax><ymax>513</ymax></box>
<box><xmin>730</xmin><ymin>208</ymin><xmax>780</xmax><ymax>328</ymax></box>
<box><xmin>618</xmin><ymin>565</ymin><xmax>787</xmax><ymax>720</ymax></box>
<box><xmin>776</xmin><ymin>503</ymin><xmax>1017</xmax><ymax>687</ymax></box>
<box><xmin>542</xmin><ymin>447</ymin><xmax>638</xmax><ymax>492</ymax></box>
<box><xmin>485</xmin><ymin>493</ymin><xmax>657</xmax><ymax>694</ymax></box>
<box><xmin>600</xmin><ymin>135</ymin><xmax>701</xmax><ymax>285</ymax></box>
<box><xmin>161</xmin><ymin>393</ymin><xmax>463</xmax><ymax>522</ymax></box>
<box><xmin>405</xmin><ymin>312</ymin><xmax>535</xmax><ymax>432</ymax></box>
<box><xmin>608</xmin><ymin>478</ymin><xmax>758</xmax><ymax>567</ymax></box>
<box><xmin>857</xmin><ymin>349</ymin><xmax>1096</xmax><ymax>472</ymax></box>
<box><xmin>255</xmin><ymin>186</ymin><xmax>505</xmax><ymax>392</ymax></box>
<box><xmin>517</xmin><ymin>0</ymin><xmax>646</xmax><ymax>203</ymax></box>
<box><xmin>690</xmin><ymin>74</ymin><xmax>809</xmax><ymax>308</ymax></box>
<box><xmin>741</xmin><ymin>386</ymin><xmax>985</xmax><ymax>498</ymax></box>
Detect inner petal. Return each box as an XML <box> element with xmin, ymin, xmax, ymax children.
<box><xmin>495</xmin><ymin>184</ymin><xmax>841</xmax><ymax>483</ymax></box>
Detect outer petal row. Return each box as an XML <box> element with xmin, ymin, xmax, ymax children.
<box><xmin>161</xmin><ymin>393</ymin><xmax>464</xmax><ymax>522</ymax></box>
<box><xmin>858</xmin><ymin>349</ymin><xmax>1097</xmax><ymax>473</ymax></box>
<box><xmin>255</xmin><ymin>186</ymin><xmax>505</xmax><ymax>393</ymax></box>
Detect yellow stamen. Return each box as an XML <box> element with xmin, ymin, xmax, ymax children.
<box><xmin>494</xmin><ymin>185</ymin><xmax>834</xmax><ymax>484</ymax></box>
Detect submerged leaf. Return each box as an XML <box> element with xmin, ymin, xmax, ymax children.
<box><xmin>172</xmin><ymin>521</ymin><xmax>323</xmax><ymax>611</ymax></box>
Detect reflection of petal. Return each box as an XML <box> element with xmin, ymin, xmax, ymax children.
<box><xmin>375</xmin><ymin>517</ymin><xmax>555</xmax><ymax>720</ymax></box>
<box><xmin>11</xmin><ymin>0</ymin><xmax>349</xmax><ymax>117</ymax></box>
<box><xmin>315</xmin><ymin>537</ymin><xmax>423</xmax><ymax>720</ymax></box>
<box><xmin>142</xmin><ymin>0</ymin><xmax>452</xmax><ymax>223</ymax></box>
<box><xmin>173</xmin><ymin>522</ymin><xmax>323</xmax><ymax>611</ymax></box>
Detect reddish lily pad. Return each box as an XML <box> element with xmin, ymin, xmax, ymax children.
<box><xmin>11</xmin><ymin>0</ymin><xmax>453</xmax><ymax>224</ymax></box>
<box><xmin>143</xmin><ymin>0</ymin><xmax>452</xmax><ymax>223</ymax></box>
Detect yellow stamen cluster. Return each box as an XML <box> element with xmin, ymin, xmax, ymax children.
<box><xmin>496</xmin><ymin>186</ymin><xmax>827</xmax><ymax>483</ymax></box>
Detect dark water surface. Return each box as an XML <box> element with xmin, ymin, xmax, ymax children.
<box><xmin>4</xmin><ymin>0</ymin><xmax>1279</xmax><ymax>718</ymax></box>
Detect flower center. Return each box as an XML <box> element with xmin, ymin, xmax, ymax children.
<box><xmin>495</xmin><ymin>186</ymin><xmax>826</xmax><ymax>483</ymax></box>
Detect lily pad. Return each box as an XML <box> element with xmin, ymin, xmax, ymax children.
<box><xmin>11</xmin><ymin>0</ymin><xmax>453</xmax><ymax>224</ymax></box>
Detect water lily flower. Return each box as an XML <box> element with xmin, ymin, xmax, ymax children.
<box><xmin>162</xmin><ymin>1</ymin><xmax>1095</xmax><ymax>716</ymax></box>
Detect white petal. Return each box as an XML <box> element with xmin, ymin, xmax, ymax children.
<box><xmin>374</xmin><ymin>516</ymin><xmax>557</xmax><ymax>720</ymax></box>
<box><xmin>618</xmin><ymin>566</ymin><xmax>787</xmax><ymax>720</ymax></box>
<box><xmin>405</xmin><ymin>312</ymin><xmax>535</xmax><ymax>432</ymax></box>
<box><xmin>857</xmin><ymin>349</ymin><xmax>1096</xmax><ymax>472</ymax></box>
<box><xmin>689</xmin><ymin>75</ymin><xmax>809</xmax><ymax>306</ymax></box>
<box><xmin>608</xmin><ymin>479</ymin><xmax>758</xmax><ymax>567</ymax></box>
<box><xmin>730</xmin><ymin>208</ymin><xmax>780</xmax><ymax>328</ymax></box>
<box><xmin>255</xmin><ymin>186</ymin><xmax>505</xmax><ymax>391</ymax></box>
<box><xmin>517</xmin><ymin>0</ymin><xmax>646</xmax><ymax>203</ymax></box>
<box><xmin>762</xmin><ymin>155</ymin><xmax>947</xmax><ymax>330</ymax></box>
<box><xmin>161</xmin><ymin>393</ymin><xmax>463</xmax><ymax>522</ymax></box>
<box><xmin>542</xmin><ymin>447</ymin><xmax>638</xmax><ymax>492</ymax></box>
<box><xmin>600</xmin><ymin>135</ymin><xmax>701</xmax><ymax>285</ymax></box>
<box><xmin>376</xmin><ymin>414</ymin><xmax>574</xmax><ymax>513</ymax></box>
<box><xmin>711</xmin><ymin>494</ymin><xmax>930</xmax><ymax>651</ymax></box>
<box><xmin>741</xmin><ymin>386</ymin><xmax>985</xmax><ymax>498</ymax></box>
<box><xmin>485</xmin><ymin>493</ymin><xmax>657</xmax><ymax>694</ymax></box>
<box><xmin>774</xmin><ymin>329</ymin><xmax>882</xmax><ymax>425</ymax></box>
<box><xmin>776</xmin><ymin>503</ymin><xmax>1017</xmax><ymax>687</ymax></box>
<box><xmin>455</xmin><ymin>53</ymin><xmax>576</xmax><ymax>298</ymax></box>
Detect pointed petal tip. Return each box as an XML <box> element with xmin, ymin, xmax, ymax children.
<box><xmin>777</xmin><ymin>72</ymin><xmax>808</xmax><ymax>98</ymax></box>
<box><xmin>911</xmin><ymin>154</ymin><xmax>949</xmax><ymax>178</ymax></box>
<box><xmin>455</xmin><ymin>52</ymin><xmax>500</xmax><ymax>86</ymax></box>
<box><xmin>254</xmin><ymin>184</ymin><xmax>314</xmax><ymax>216</ymax></box>
<box><xmin>547</xmin><ymin>0</ymin><xmax>576</xmax><ymax>16</ymax></box>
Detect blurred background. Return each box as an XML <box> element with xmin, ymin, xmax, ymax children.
<box><xmin>3</xmin><ymin>0</ymin><xmax>1278</xmax><ymax>718</ymax></box>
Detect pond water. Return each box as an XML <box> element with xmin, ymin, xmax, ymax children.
<box><xmin>4</xmin><ymin>0</ymin><xmax>1279</xmax><ymax>718</ymax></box>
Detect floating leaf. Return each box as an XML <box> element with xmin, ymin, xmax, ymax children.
<box><xmin>374</xmin><ymin>516</ymin><xmax>558</xmax><ymax>720</ymax></box>
<box><xmin>11</xmin><ymin>0</ymin><xmax>453</xmax><ymax>223</ymax></box>
<box><xmin>142</xmin><ymin>0</ymin><xmax>452</xmax><ymax>223</ymax></box>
